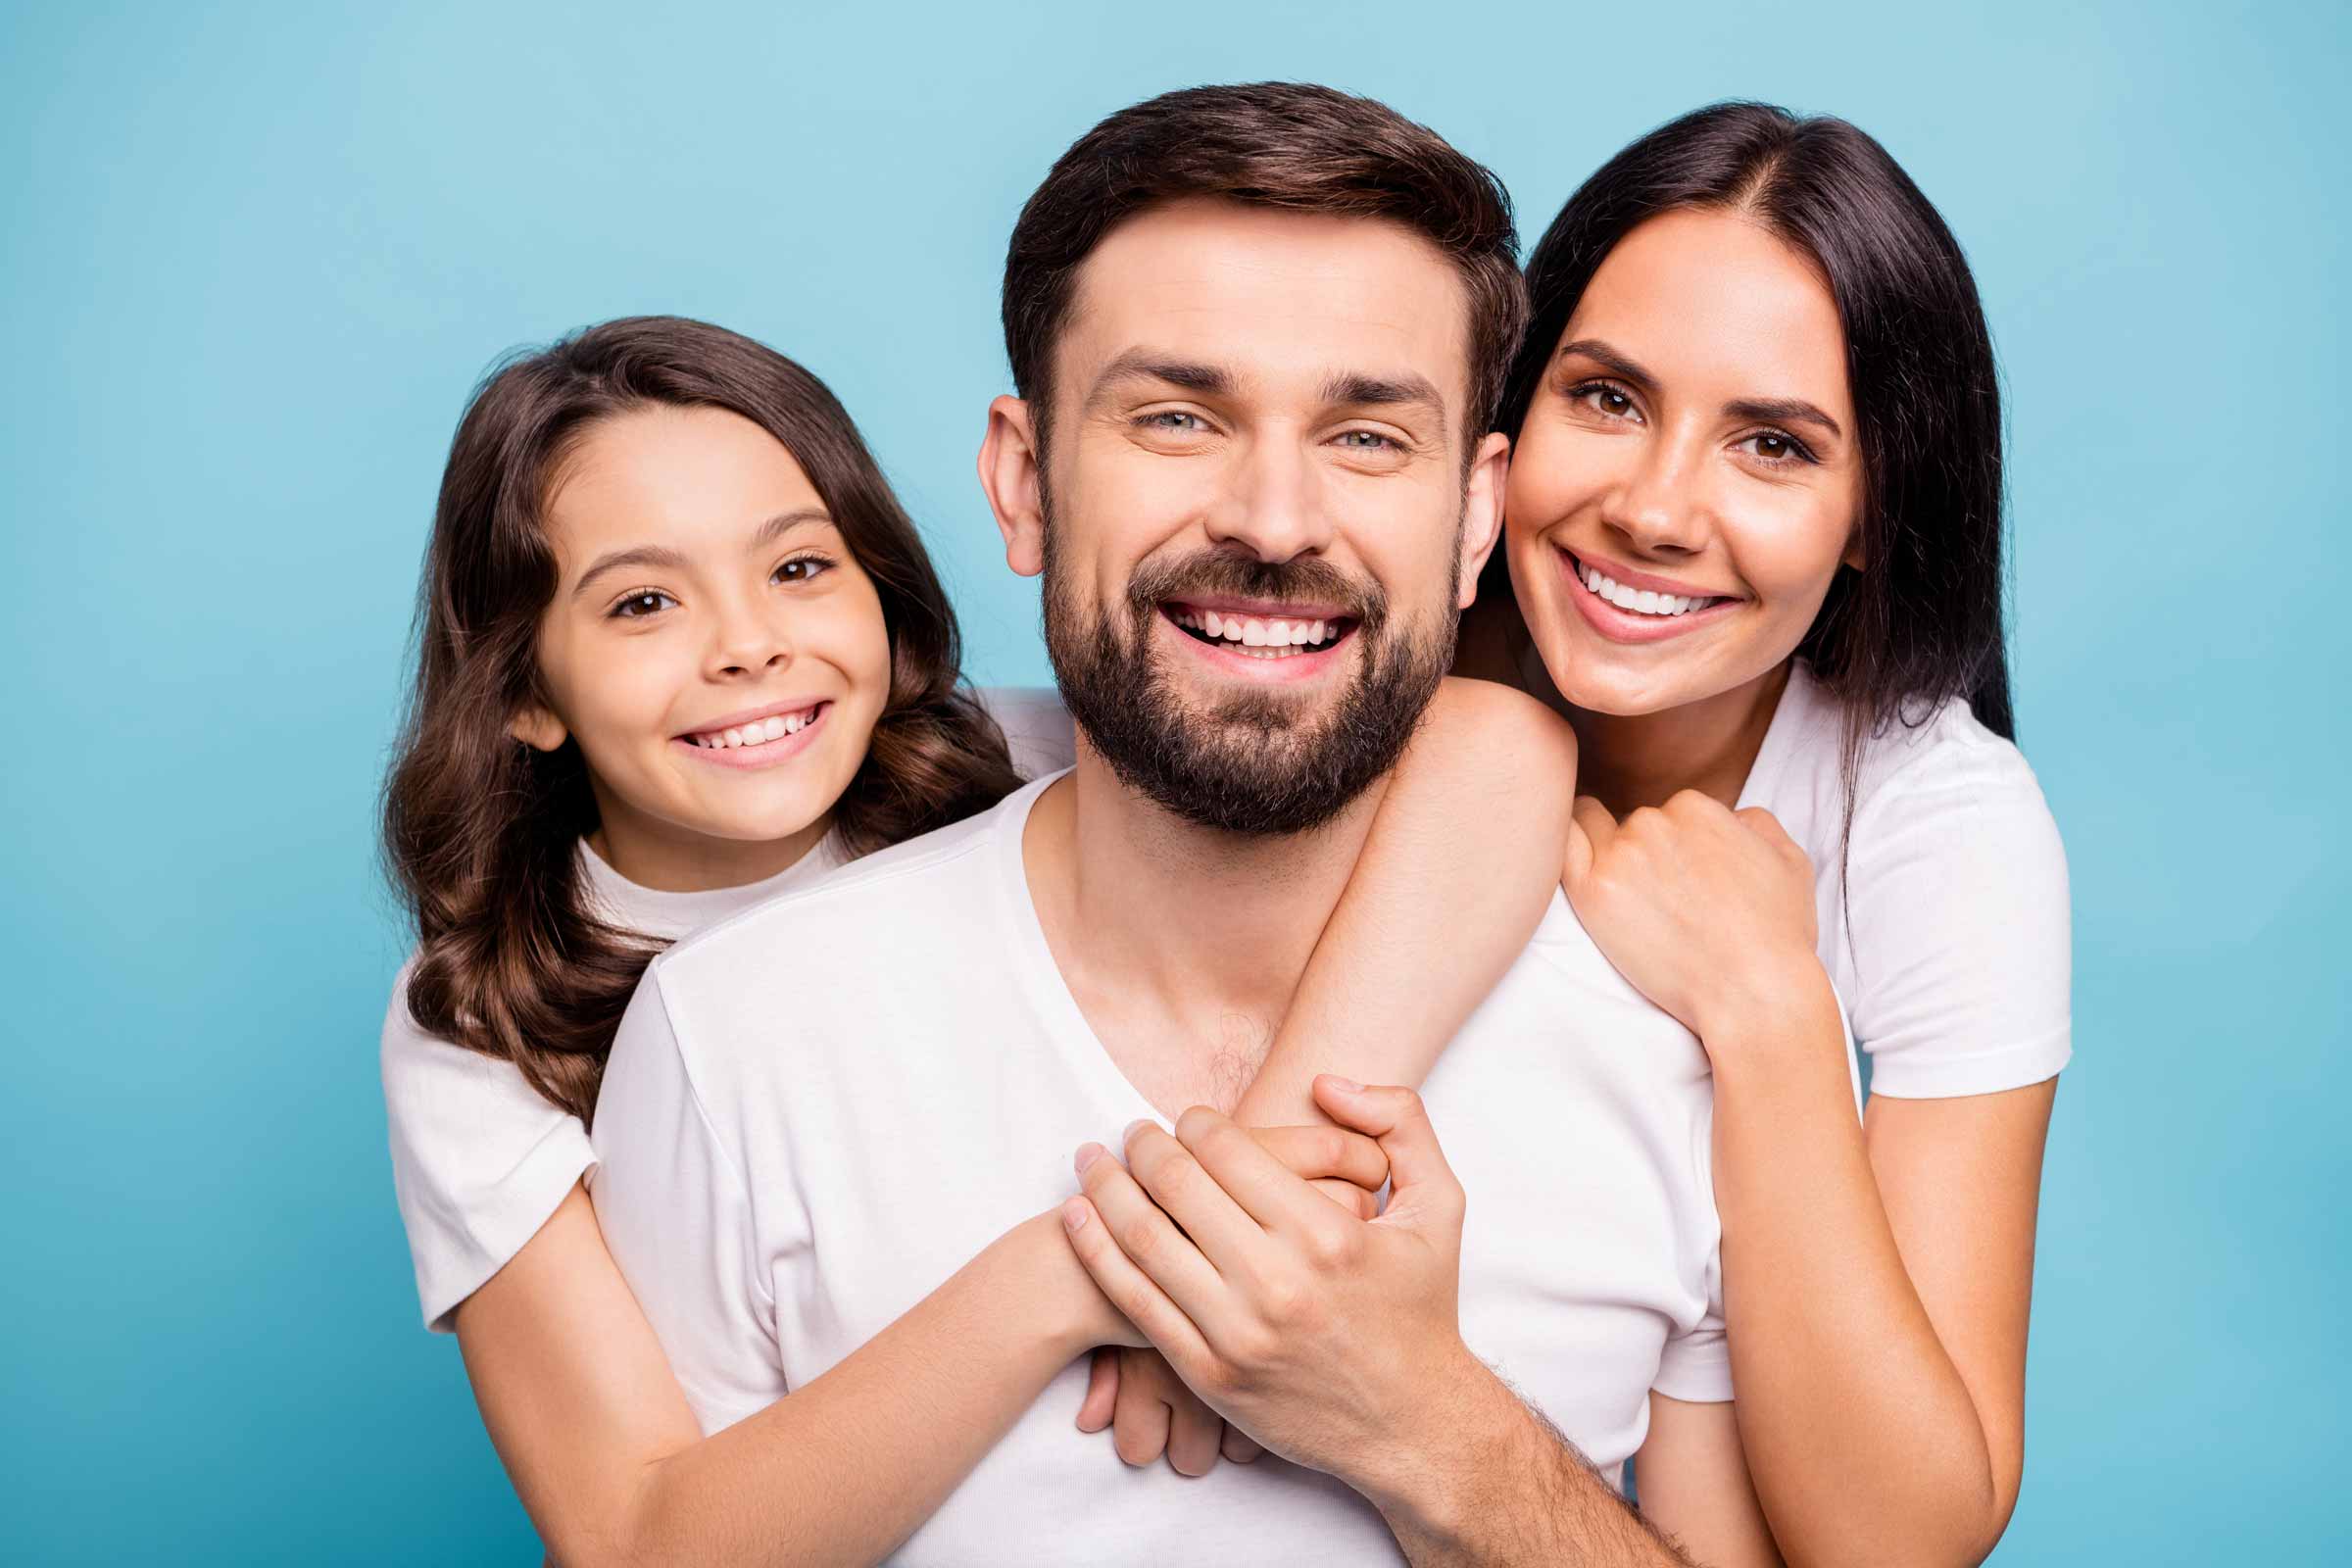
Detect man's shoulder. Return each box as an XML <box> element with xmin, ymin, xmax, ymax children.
<box><xmin>1504</xmin><ymin>888</ymin><xmax>1659</xmax><ymax>1012</ymax></box>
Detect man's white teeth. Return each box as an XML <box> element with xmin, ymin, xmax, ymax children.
<box><xmin>691</xmin><ymin>708</ymin><xmax>817</xmax><ymax>749</ymax></box>
<box><xmin>1579</xmin><ymin>563</ymin><xmax>1718</xmax><ymax>617</ymax></box>
<box><xmin>1178</xmin><ymin>609</ymin><xmax>1337</xmax><ymax>655</ymax></box>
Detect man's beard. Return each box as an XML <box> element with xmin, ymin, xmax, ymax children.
<box><xmin>1041</xmin><ymin>517</ymin><xmax>1458</xmax><ymax>837</ymax></box>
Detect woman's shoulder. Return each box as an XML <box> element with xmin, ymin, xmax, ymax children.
<box><xmin>1845</xmin><ymin>691</ymin><xmax>2062</xmax><ymax>867</ymax></box>
<box><xmin>1758</xmin><ymin>664</ymin><xmax>2058</xmax><ymax>853</ymax></box>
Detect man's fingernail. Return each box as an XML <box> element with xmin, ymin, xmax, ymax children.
<box><xmin>1324</xmin><ymin>1075</ymin><xmax>1363</xmax><ymax>1094</ymax></box>
<box><xmin>1075</xmin><ymin>1143</ymin><xmax>1105</xmax><ymax>1176</ymax></box>
<box><xmin>1123</xmin><ymin>1117</ymin><xmax>1156</xmax><ymax>1142</ymax></box>
<box><xmin>1061</xmin><ymin>1198</ymin><xmax>1090</xmax><ymax>1232</ymax></box>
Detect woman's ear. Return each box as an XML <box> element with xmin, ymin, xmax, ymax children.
<box><xmin>509</xmin><ymin>704</ymin><xmax>568</xmax><ymax>753</ymax></box>
<box><xmin>1841</xmin><ymin>518</ymin><xmax>1867</xmax><ymax>572</ymax></box>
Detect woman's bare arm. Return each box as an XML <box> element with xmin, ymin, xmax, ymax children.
<box><xmin>1081</xmin><ymin>678</ymin><xmax>1579</xmax><ymax>1463</ymax></box>
<box><xmin>1235</xmin><ymin>676</ymin><xmax>1580</xmax><ymax>1127</ymax></box>
<box><xmin>455</xmin><ymin>1182</ymin><xmax>1112</xmax><ymax>1568</ymax></box>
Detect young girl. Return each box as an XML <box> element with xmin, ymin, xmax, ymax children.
<box><xmin>1087</xmin><ymin>103</ymin><xmax>2069</xmax><ymax>1566</ymax></box>
<box><xmin>379</xmin><ymin>314</ymin><xmax>1571</xmax><ymax>1560</ymax></box>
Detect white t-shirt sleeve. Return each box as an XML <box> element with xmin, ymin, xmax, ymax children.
<box><xmin>380</xmin><ymin>961</ymin><xmax>598</xmax><ymax>1333</ymax></box>
<box><xmin>1845</xmin><ymin>747</ymin><xmax>2073</xmax><ymax>1100</ymax></box>
<box><xmin>1649</xmin><ymin>1097</ymin><xmax>1734</xmax><ymax>1403</ymax></box>
<box><xmin>588</xmin><ymin>961</ymin><xmax>788</xmax><ymax>1434</ymax></box>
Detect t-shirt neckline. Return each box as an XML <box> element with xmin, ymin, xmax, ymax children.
<box><xmin>989</xmin><ymin>771</ymin><xmax>1181</xmax><ymax>1126</ymax></box>
<box><xmin>576</xmin><ymin>829</ymin><xmax>851</xmax><ymax>943</ymax></box>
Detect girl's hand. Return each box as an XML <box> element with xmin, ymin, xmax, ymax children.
<box><xmin>1563</xmin><ymin>792</ymin><xmax>1821</xmax><ymax>1043</ymax></box>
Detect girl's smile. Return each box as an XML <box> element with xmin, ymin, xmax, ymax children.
<box><xmin>675</xmin><ymin>699</ymin><xmax>832</xmax><ymax>767</ymax></box>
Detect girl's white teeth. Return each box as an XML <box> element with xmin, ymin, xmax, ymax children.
<box><xmin>693</xmin><ymin>709</ymin><xmax>816</xmax><ymax>748</ymax></box>
<box><xmin>1178</xmin><ymin>609</ymin><xmax>1336</xmax><ymax>654</ymax></box>
<box><xmin>1579</xmin><ymin>563</ymin><xmax>1718</xmax><ymax>617</ymax></box>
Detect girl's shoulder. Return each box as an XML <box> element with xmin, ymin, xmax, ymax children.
<box><xmin>380</xmin><ymin>954</ymin><xmax>593</xmax><ymax>1333</ymax></box>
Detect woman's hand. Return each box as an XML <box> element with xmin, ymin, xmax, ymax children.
<box><xmin>1071</xmin><ymin>1121</ymin><xmax>1390</xmax><ymax>1473</ymax></box>
<box><xmin>1563</xmin><ymin>792</ymin><xmax>1821</xmax><ymax>1042</ymax></box>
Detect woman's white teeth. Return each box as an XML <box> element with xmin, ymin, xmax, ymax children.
<box><xmin>693</xmin><ymin>709</ymin><xmax>816</xmax><ymax>748</ymax></box>
<box><xmin>1179</xmin><ymin>608</ymin><xmax>1336</xmax><ymax>656</ymax></box>
<box><xmin>1579</xmin><ymin>563</ymin><xmax>1717</xmax><ymax>617</ymax></box>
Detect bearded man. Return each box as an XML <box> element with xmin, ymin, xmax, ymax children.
<box><xmin>590</xmin><ymin>82</ymin><xmax>1774</xmax><ymax>1566</ymax></box>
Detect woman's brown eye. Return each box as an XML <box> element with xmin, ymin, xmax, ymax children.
<box><xmin>1758</xmin><ymin>435</ymin><xmax>1788</xmax><ymax>458</ymax></box>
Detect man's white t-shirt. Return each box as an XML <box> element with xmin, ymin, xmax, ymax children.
<box><xmin>588</xmin><ymin>772</ymin><xmax>1732</xmax><ymax>1565</ymax></box>
<box><xmin>1734</xmin><ymin>662</ymin><xmax>2071</xmax><ymax>1099</ymax></box>
<box><xmin>380</xmin><ymin>689</ymin><xmax>1076</xmax><ymax>1332</ymax></box>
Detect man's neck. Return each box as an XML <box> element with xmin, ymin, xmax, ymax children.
<box><xmin>1024</xmin><ymin>741</ymin><xmax>1385</xmax><ymax>1118</ymax></box>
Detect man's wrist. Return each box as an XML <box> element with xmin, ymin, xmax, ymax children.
<box><xmin>1348</xmin><ymin>1343</ymin><xmax>1522</xmax><ymax>1545</ymax></box>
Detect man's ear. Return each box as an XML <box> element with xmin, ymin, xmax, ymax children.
<box><xmin>1455</xmin><ymin>431</ymin><xmax>1512</xmax><ymax>611</ymax></box>
<box><xmin>978</xmin><ymin>394</ymin><xmax>1047</xmax><ymax>579</ymax></box>
<box><xmin>509</xmin><ymin>703</ymin><xmax>568</xmax><ymax>753</ymax></box>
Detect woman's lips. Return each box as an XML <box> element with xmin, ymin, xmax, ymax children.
<box><xmin>1557</xmin><ymin>547</ymin><xmax>1742</xmax><ymax>645</ymax></box>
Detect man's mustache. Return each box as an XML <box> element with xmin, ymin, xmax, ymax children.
<box><xmin>1123</xmin><ymin>550</ymin><xmax>1389</xmax><ymax>631</ymax></box>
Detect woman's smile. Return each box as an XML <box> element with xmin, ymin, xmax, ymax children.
<box><xmin>1554</xmin><ymin>544</ymin><xmax>1746</xmax><ymax>646</ymax></box>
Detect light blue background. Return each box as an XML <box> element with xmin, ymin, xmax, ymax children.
<box><xmin>3</xmin><ymin>2</ymin><xmax>2344</xmax><ymax>1561</ymax></box>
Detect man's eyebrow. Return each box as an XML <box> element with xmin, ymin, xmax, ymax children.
<box><xmin>1724</xmin><ymin>397</ymin><xmax>1844</xmax><ymax>441</ymax></box>
<box><xmin>1084</xmin><ymin>350</ymin><xmax>1237</xmax><ymax>406</ymax></box>
<box><xmin>570</xmin><ymin>510</ymin><xmax>834</xmax><ymax>601</ymax></box>
<box><xmin>1320</xmin><ymin>370</ymin><xmax>1448</xmax><ymax>439</ymax></box>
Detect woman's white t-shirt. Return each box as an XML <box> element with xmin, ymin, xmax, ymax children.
<box><xmin>381</xmin><ymin>689</ymin><xmax>1078</xmax><ymax>1331</ymax></box>
<box><xmin>1735</xmin><ymin>662</ymin><xmax>2072</xmax><ymax>1099</ymax></box>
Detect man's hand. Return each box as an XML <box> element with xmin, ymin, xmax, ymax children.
<box><xmin>1059</xmin><ymin>1076</ymin><xmax>1478</xmax><ymax>1502</ymax></box>
<box><xmin>1073</xmin><ymin>1120</ymin><xmax>1385</xmax><ymax>1473</ymax></box>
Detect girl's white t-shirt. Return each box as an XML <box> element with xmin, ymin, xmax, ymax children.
<box><xmin>381</xmin><ymin>688</ymin><xmax>1078</xmax><ymax>1331</ymax></box>
<box><xmin>1733</xmin><ymin>661</ymin><xmax>2072</xmax><ymax>1099</ymax></box>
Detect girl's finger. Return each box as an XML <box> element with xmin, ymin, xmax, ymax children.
<box><xmin>1058</xmin><ymin>1197</ymin><xmax>1214</xmax><ymax>1379</ymax></box>
<box><xmin>1109</xmin><ymin>1351</ymin><xmax>1173</xmax><ymax>1468</ymax></box>
<box><xmin>1075</xmin><ymin>1346</ymin><xmax>1119</xmax><ymax>1433</ymax></box>
<box><xmin>1075</xmin><ymin>1150</ymin><xmax>1235</xmax><ymax>1339</ymax></box>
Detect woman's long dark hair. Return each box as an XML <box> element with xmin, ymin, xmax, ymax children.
<box><xmin>1498</xmin><ymin>102</ymin><xmax>2013</xmax><ymax>779</ymax></box>
<box><xmin>382</xmin><ymin>316</ymin><xmax>1022</xmax><ymax>1126</ymax></box>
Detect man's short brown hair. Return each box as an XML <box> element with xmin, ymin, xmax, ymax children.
<box><xmin>1002</xmin><ymin>82</ymin><xmax>1527</xmax><ymax>445</ymax></box>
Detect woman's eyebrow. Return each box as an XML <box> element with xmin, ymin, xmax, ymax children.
<box><xmin>1724</xmin><ymin>396</ymin><xmax>1844</xmax><ymax>441</ymax></box>
<box><xmin>1554</xmin><ymin>337</ymin><xmax>1655</xmax><ymax>389</ymax></box>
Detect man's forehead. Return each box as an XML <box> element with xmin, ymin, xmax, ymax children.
<box><xmin>1056</xmin><ymin>199</ymin><xmax>1473</xmax><ymax>412</ymax></box>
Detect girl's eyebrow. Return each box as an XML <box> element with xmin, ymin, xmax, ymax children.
<box><xmin>751</xmin><ymin>508</ymin><xmax>833</xmax><ymax>548</ymax></box>
<box><xmin>572</xmin><ymin>544</ymin><xmax>686</xmax><ymax>600</ymax></box>
<box><xmin>571</xmin><ymin>510</ymin><xmax>835</xmax><ymax>601</ymax></box>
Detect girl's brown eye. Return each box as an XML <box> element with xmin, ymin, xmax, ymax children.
<box><xmin>612</xmin><ymin>590</ymin><xmax>675</xmax><ymax>619</ymax></box>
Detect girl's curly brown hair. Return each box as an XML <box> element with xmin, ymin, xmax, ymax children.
<box><xmin>383</xmin><ymin>316</ymin><xmax>1021</xmax><ymax>1126</ymax></box>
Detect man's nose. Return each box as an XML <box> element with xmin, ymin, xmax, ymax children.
<box><xmin>1203</xmin><ymin>434</ymin><xmax>1334</xmax><ymax>563</ymax></box>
